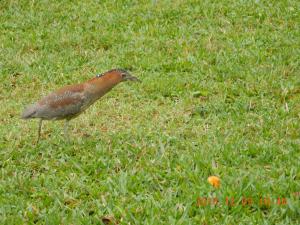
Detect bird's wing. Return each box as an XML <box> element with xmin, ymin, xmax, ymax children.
<box><xmin>36</xmin><ymin>90</ymin><xmax>87</xmax><ymax>120</ymax></box>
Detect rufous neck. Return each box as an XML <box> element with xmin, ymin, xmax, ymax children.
<box><xmin>86</xmin><ymin>73</ymin><xmax>122</xmax><ymax>98</ymax></box>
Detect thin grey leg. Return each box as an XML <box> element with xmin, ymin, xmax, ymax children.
<box><xmin>64</xmin><ymin>120</ymin><xmax>70</xmax><ymax>142</ymax></box>
<box><xmin>37</xmin><ymin>119</ymin><xmax>42</xmax><ymax>144</ymax></box>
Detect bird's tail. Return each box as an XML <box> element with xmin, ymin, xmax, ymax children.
<box><xmin>21</xmin><ymin>104</ymin><xmax>37</xmax><ymax>119</ymax></box>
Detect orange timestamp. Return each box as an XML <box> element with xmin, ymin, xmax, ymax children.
<box><xmin>196</xmin><ymin>196</ymin><xmax>288</xmax><ymax>207</ymax></box>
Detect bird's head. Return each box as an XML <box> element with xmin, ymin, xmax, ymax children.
<box><xmin>87</xmin><ymin>69</ymin><xmax>140</xmax><ymax>98</ymax></box>
<box><xmin>117</xmin><ymin>69</ymin><xmax>140</xmax><ymax>82</ymax></box>
<box><xmin>97</xmin><ymin>69</ymin><xmax>140</xmax><ymax>82</ymax></box>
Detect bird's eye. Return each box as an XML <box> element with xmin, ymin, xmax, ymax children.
<box><xmin>96</xmin><ymin>74</ymin><xmax>102</xmax><ymax>78</ymax></box>
<box><xmin>121</xmin><ymin>73</ymin><xmax>127</xmax><ymax>78</ymax></box>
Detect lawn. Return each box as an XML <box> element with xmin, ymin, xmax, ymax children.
<box><xmin>0</xmin><ymin>0</ymin><xmax>299</xmax><ymax>224</ymax></box>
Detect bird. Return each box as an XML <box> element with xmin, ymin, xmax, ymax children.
<box><xmin>21</xmin><ymin>68</ymin><xmax>140</xmax><ymax>143</ymax></box>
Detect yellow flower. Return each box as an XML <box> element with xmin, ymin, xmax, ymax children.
<box><xmin>208</xmin><ymin>176</ymin><xmax>220</xmax><ymax>188</ymax></box>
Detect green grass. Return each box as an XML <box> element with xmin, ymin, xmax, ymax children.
<box><xmin>0</xmin><ymin>0</ymin><xmax>299</xmax><ymax>224</ymax></box>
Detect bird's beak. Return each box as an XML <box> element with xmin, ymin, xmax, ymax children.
<box><xmin>128</xmin><ymin>75</ymin><xmax>141</xmax><ymax>82</ymax></box>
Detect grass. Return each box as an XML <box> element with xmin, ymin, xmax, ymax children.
<box><xmin>0</xmin><ymin>0</ymin><xmax>299</xmax><ymax>224</ymax></box>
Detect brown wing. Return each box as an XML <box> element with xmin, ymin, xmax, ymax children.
<box><xmin>35</xmin><ymin>84</ymin><xmax>87</xmax><ymax>120</ymax></box>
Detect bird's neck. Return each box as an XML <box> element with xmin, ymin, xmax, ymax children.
<box><xmin>85</xmin><ymin>74</ymin><xmax>122</xmax><ymax>100</ymax></box>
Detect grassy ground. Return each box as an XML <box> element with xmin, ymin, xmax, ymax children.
<box><xmin>0</xmin><ymin>0</ymin><xmax>299</xmax><ymax>224</ymax></box>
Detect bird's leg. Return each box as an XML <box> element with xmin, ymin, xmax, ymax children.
<box><xmin>37</xmin><ymin>119</ymin><xmax>43</xmax><ymax>144</ymax></box>
<box><xmin>64</xmin><ymin>120</ymin><xmax>70</xmax><ymax>142</ymax></box>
